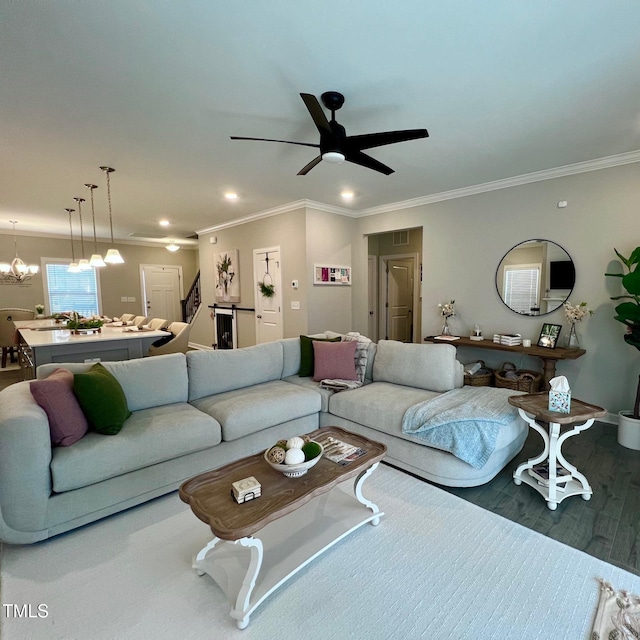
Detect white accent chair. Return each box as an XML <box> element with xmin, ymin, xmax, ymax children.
<box><xmin>118</xmin><ymin>313</ymin><xmax>135</xmax><ymax>322</ymax></box>
<box><xmin>147</xmin><ymin>321</ymin><xmax>191</xmax><ymax>356</ymax></box>
<box><xmin>147</xmin><ymin>318</ymin><xmax>168</xmax><ymax>330</ymax></box>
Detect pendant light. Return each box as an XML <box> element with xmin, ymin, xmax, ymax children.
<box><xmin>85</xmin><ymin>183</ymin><xmax>106</xmax><ymax>267</ymax></box>
<box><xmin>0</xmin><ymin>221</ymin><xmax>39</xmax><ymax>282</ymax></box>
<box><xmin>100</xmin><ymin>166</ymin><xmax>124</xmax><ymax>264</ymax></box>
<box><xmin>73</xmin><ymin>197</ymin><xmax>91</xmax><ymax>270</ymax></box>
<box><xmin>66</xmin><ymin>208</ymin><xmax>81</xmax><ymax>273</ymax></box>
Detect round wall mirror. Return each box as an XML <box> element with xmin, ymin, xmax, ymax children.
<box><xmin>496</xmin><ymin>240</ymin><xmax>575</xmax><ymax>315</ymax></box>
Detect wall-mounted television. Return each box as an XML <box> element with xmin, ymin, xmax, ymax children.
<box><xmin>549</xmin><ymin>260</ymin><xmax>575</xmax><ymax>289</ymax></box>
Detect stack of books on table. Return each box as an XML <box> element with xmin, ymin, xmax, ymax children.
<box><xmin>499</xmin><ymin>334</ymin><xmax>522</xmax><ymax>346</ymax></box>
<box><xmin>528</xmin><ymin>463</ymin><xmax>571</xmax><ymax>491</ymax></box>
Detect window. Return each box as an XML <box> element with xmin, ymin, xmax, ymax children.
<box><xmin>503</xmin><ymin>264</ymin><xmax>541</xmax><ymax>315</ymax></box>
<box><xmin>42</xmin><ymin>259</ymin><xmax>102</xmax><ymax>316</ymax></box>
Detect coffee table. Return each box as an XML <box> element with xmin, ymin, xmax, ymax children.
<box><xmin>179</xmin><ymin>426</ymin><xmax>387</xmax><ymax>629</ymax></box>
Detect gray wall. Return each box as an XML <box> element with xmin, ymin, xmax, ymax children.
<box><xmin>0</xmin><ymin>234</ymin><xmax>198</xmax><ymax>319</ymax></box>
<box><xmin>352</xmin><ymin>162</ymin><xmax>640</xmax><ymax>419</ymax></box>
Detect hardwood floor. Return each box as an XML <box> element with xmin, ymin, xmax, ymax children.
<box><xmin>435</xmin><ymin>421</ymin><xmax>640</xmax><ymax>576</ymax></box>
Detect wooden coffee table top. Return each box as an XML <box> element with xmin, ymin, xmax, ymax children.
<box><xmin>179</xmin><ymin>426</ymin><xmax>386</xmax><ymax>541</ymax></box>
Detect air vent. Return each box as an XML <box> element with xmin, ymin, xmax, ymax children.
<box><xmin>393</xmin><ymin>230</ymin><xmax>409</xmax><ymax>246</ymax></box>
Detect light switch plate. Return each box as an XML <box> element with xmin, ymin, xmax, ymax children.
<box><xmin>121</xmin><ymin>296</ymin><xmax>127</xmax><ymax>302</ymax></box>
<box><xmin>291</xmin><ymin>301</ymin><xmax>300</xmax><ymax>310</ymax></box>
<box><xmin>127</xmin><ymin>297</ymin><xmax>136</xmax><ymax>303</ymax></box>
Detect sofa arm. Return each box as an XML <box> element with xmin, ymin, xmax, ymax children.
<box><xmin>0</xmin><ymin>382</ymin><xmax>53</xmax><ymax>541</ymax></box>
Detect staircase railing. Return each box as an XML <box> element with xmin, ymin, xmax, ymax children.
<box><xmin>181</xmin><ymin>270</ymin><xmax>200</xmax><ymax>323</ymax></box>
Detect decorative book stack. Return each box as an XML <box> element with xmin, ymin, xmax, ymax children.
<box><xmin>499</xmin><ymin>334</ymin><xmax>522</xmax><ymax>346</ymax></box>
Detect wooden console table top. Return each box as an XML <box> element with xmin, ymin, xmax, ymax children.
<box><xmin>425</xmin><ymin>335</ymin><xmax>586</xmax><ymax>388</ymax></box>
<box><xmin>179</xmin><ymin>426</ymin><xmax>386</xmax><ymax>541</ymax></box>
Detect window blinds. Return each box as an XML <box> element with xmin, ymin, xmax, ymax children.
<box><xmin>45</xmin><ymin>263</ymin><xmax>100</xmax><ymax>317</ymax></box>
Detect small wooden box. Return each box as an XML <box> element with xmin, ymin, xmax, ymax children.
<box><xmin>231</xmin><ymin>476</ymin><xmax>262</xmax><ymax>504</ymax></box>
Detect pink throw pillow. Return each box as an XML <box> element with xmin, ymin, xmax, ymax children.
<box><xmin>312</xmin><ymin>340</ymin><xmax>358</xmax><ymax>382</ymax></box>
<box><xmin>30</xmin><ymin>368</ymin><xmax>89</xmax><ymax>447</ymax></box>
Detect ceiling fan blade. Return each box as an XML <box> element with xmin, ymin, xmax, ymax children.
<box><xmin>345</xmin><ymin>150</ymin><xmax>394</xmax><ymax>175</ymax></box>
<box><xmin>230</xmin><ymin>136</ymin><xmax>319</xmax><ymax>149</ymax></box>
<box><xmin>346</xmin><ymin>129</ymin><xmax>429</xmax><ymax>151</ymax></box>
<box><xmin>297</xmin><ymin>155</ymin><xmax>323</xmax><ymax>176</ymax></box>
<box><xmin>300</xmin><ymin>93</ymin><xmax>332</xmax><ymax>135</ymax></box>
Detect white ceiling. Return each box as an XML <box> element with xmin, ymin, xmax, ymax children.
<box><xmin>1</xmin><ymin>1</ymin><xmax>640</xmax><ymax>246</ymax></box>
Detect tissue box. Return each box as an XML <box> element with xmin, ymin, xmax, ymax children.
<box><xmin>549</xmin><ymin>390</ymin><xmax>571</xmax><ymax>413</ymax></box>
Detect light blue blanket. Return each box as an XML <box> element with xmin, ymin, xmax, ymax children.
<box><xmin>401</xmin><ymin>387</ymin><xmax>520</xmax><ymax>469</ymax></box>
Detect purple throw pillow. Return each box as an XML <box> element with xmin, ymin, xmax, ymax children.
<box><xmin>312</xmin><ymin>340</ymin><xmax>358</xmax><ymax>382</ymax></box>
<box><xmin>30</xmin><ymin>368</ymin><xmax>89</xmax><ymax>447</ymax></box>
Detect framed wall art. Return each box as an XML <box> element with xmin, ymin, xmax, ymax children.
<box><xmin>537</xmin><ymin>323</ymin><xmax>562</xmax><ymax>349</ymax></box>
<box><xmin>215</xmin><ymin>249</ymin><xmax>240</xmax><ymax>303</ymax></box>
<box><xmin>313</xmin><ymin>264</ymin><xmax>351</xmax><ymax>286</ymax></box>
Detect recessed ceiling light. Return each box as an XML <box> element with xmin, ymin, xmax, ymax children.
<box><xmin>159</xmin><ymin>219</ymin><xmax>170</xmax><ymax>226</ymax></box>
<box><xmin>341</xmin><ymin>190</ymin><xmax>354</xmax><ymax>200</ymax></box>
<box><xmin>225</xmin><ymin>192</ymin><xmax>238</xmax><ymax>200</ymax></box>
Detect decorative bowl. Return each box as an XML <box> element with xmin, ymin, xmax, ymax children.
<box><xmin>263</xmin><ymin>442</ymin><xmax>324</xmax><ymax>478</ymax></box>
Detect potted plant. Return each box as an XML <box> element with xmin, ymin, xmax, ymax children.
<box><xmin>605</xmin><ymin>247</ymin><xmax>640</xmax><ymax>448</ymax></box>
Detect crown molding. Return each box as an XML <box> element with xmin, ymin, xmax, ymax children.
<box><xmin>197</xmin><ymin>150</ymin><xmax>640</xmax><ymax>234</ymax></box>
<box><xmin>355</xmin><ymin>149</ymin><xmax>640</xmax><ymax>217</ymax></box>
<box><xmin>196</xmin><ymin>199</ymin><xmax>356</xmax><ymax>235</ymax></box>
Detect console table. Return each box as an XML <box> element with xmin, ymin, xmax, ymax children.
<box><xmin>424</xmin><ymin>335</ymin><xmax>586</xmax><ymax>388</ymax></box>
<box><xmin>509</xmin><ymin>392</ymin><xmax>606</xmax><ymax>510</ymax></box>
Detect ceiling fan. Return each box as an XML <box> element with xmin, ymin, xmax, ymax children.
<box><xmin>230</xmin><ymin>91</ymin><xmax>429</xmax><ymax>175</ymax></box>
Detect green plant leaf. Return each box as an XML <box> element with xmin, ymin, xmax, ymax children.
<box><xmin>622</xmin><ymin>266</ymin><xmax>640</xmax><ymax>295</ymax></box>
<box><xmin>629</xmin><ymin>247</ymin><xmax>640</xmax><ymax>267</ymax></box>
<box><xmin>615</xmin><ymin>248</ymin><xmax>632</xmax><ymax>268</ymax></box>
<box><xmin>615</xmin><ymin>302</ymin><xmax>640</xmax><ymax>323</ymax></box>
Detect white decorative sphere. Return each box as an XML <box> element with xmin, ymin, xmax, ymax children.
<box><xmin>286</xmin><ymin>436</ymin><xmax>305</xmax><ymax>450</ymax></box>
<box><xmin>284</xmin><ymin>447</ymin><xmax>305</xmax><ymax>465</ymax></box>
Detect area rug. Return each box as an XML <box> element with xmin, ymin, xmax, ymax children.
<box><xmin>2</xmin><ymin>465</ymin><xmax>639</xmax><ymax>640</ymax></box>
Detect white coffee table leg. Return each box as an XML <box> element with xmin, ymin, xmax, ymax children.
<box><xmin>230</xmin><ymin>537</ymin><xmax>263</xmax><ymax>630</ymax></box>
<box><xmin>193</xmin><ymin>536</ymin><xmax>221</xmax><ymax>575</ymax></box>
<box><xmin>353</xmin><ymin>462</ymin><xmax>382</xmax><ymax>525</ymax></box>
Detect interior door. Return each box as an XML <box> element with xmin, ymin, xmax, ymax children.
<box><xmin>141</xmin><ymin>265</ymin><xmax>182</xmax><ymax>324</ymax></box>
<box><xmin>368</xmin><ymin>255</ymin><xmax>378</xmax><ymax>341</ymax></box>
<box><xmin>387</xmin><ymin>258</ymin><xmax>414</xmax><ymax>342</ymax></box>
<box><xmin>253</xmin><ymin>247</ymin><xmax>283</xmax><ymax>344</ymax></box>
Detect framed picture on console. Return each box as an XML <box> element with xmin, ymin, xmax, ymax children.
<box><xmin>537</xmin><ymin>323</ymin><xmax>562</xmax><ymax>349</ymax></box>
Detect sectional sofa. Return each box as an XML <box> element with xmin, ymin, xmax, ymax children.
<box><xmin>0</xmin><ymin>333</ymin><xmax>528</xmax><ymax>544</ymax></box>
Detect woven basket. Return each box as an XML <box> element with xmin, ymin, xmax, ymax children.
<box><xmin>464</xmin><ymin>360</ymin><xmax>494</xmax><ymax>387</ymax></box>
<box><xmin>495</xmin><ymin>361</ymin><xmax>542</xmax><ymax>393</ymax></box>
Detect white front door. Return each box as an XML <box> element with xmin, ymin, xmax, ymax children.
<box><xmin>140</xmin><ymin>265</ymin><xmax>183</xmax><ymax>324</ymax></box>
<box><xmin>253</xmin><ymin>247</ymin><xmax>283</xmax><ymax>344</ymax></box>
<box><xmin>386</xmin><ymin>258</ymin><xmax>414</xmax><ymax>342</ymax></box>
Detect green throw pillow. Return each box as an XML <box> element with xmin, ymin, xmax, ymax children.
<box><xmin>73</xmin><ymin>363</ymin><xmax>131</xmax><ymax>435</ymax></box>
<box><xmin>298</xmin><ymin>335</ymin><xmax>341</xmax><ymax>377</ymax></box>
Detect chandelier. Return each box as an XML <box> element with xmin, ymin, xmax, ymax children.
<box><xmin>0</xmin><ymin>221</ymin><xmax>39</xmax><ymax>282</ymax></box>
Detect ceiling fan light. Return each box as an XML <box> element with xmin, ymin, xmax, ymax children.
<box><xmin>166</xmin><ymin>242</ymin><xmax>180</xmax><ymax>252</ymax></box>
<box><xmin>104</xmin><ymin>248</ymin><xmax>124</xmax><ymax>264</ymax></box>
<box><xmin>90</xmin><ymin>254</ymin><xmax>106</xmax><ymax>267</ymax></box>
<box><xmin>322</xmin><ymin>151</ymin><xmax>346</xmax><ymax>164</ymax></box>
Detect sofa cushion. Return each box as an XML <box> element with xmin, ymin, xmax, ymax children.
<box><xmin>187</xmin><ymin>342</ymin><xmax>283</xmax><ymax>401</ymax></box>
<box><xmin>30</xmin><ymin>368</ymin><xmax>88</xmax><ymax>447</ymax></box>
<box><xmin>50</xmin><ymin>403</ymin><xmax>222</xmax><ymax>493</ymax></box>
<box><xmin>283</xmin><ymin>375</ymin><xmax>335</xmax><ymax>412</ymax></box>
<box><xmin>329</xmin><ymin>381</ymin><xmax>441</xmax><ymax>433</ymax></box>
<box><xmin>312</xmin><ymin>340</ymin><xmax>357</xmax><ymax>381</ymax></box>
<box><xmin>299</xmin><ymin>335</ymin><xmax>341</xmax><ymax>376</ymax></box>
<box><xmin>372</xmin><ymin>340</ymin><xmax>463</xmax><ymax>392</ymax></box>
<box><xmin>73</xmin><ymin>363</ymin><xmax>131</xmax><ymax>435</ymax></box>
<box><xmin>37</xmin><ymin>354</ymin><xmax>189</xmax><ymax>412</ymax></box>
<box><xmin>101</xmin><ymin>353</ymin><xmax>188</xmax><ymax>411</ymax></box>
<box><xmin>190</xmin><ymin>379</ymin><xmax>321</xmax><ymax>441</ymax></box>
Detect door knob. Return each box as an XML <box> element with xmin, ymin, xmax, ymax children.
<box><xmin>257</xmin><ymin>315</ymin><xmax>262</xmax><ymax>319</ymax></box>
